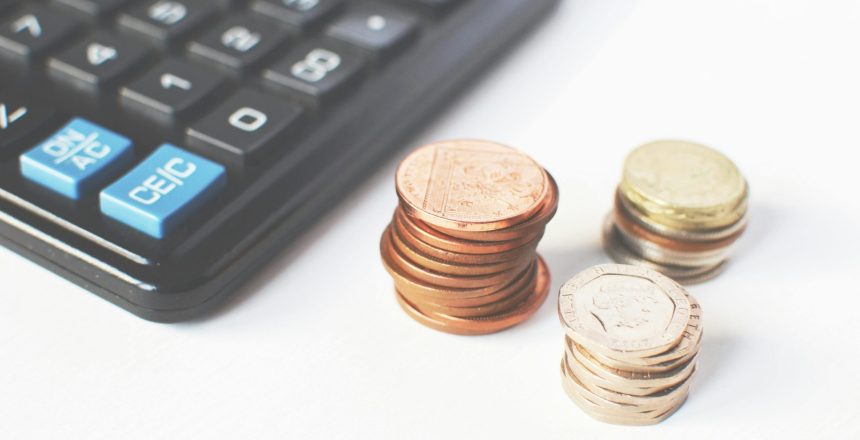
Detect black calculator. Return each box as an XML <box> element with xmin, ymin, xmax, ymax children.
<box><xmin>0</xmin><ymin>0</ymin><xmax>558</xmax><ymax>321</ymax></box>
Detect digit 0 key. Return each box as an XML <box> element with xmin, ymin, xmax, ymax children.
<box><xmin>0</xmin><ymin>0</ymin><xmax>559</xmax><ymax>321</ymax></box>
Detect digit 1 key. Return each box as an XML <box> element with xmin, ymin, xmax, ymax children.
<box><xmin>120</xmin><ymin>58</ymin><xmax>227</xmax><ymax>124</ymax></box>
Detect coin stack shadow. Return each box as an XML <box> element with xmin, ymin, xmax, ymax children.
<box><xmin>380</xmin><ymin>141</ymin><xmax>558</xmax><ymax>335</ymax></box>
<box><xmin>558</xmin><ymin>264</ymin><xmax>704</xmax><ymax>426</ymax></box>
<box><xmin>604</xmin><ymin>140</ymin><xmax>749</xmax><ymax>284</ymax></box>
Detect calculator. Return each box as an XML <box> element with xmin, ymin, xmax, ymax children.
<box><xmin>0</xmin><ymin>0</ymin><xmax>558</xmax><ymax>321</ymax></box>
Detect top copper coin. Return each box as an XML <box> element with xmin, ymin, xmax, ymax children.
<box><xmin>558</xmin><ymin>264</ymin><xmax>692</xmax><ymax>359</ymax></box>
<box><xmin>620</xmin><ymin>140</ymin><xmax>747</xmax><ymax>230</ymax></box>
<box><xmin>395</xmin><ymin>140</ymin><xmax>549</xmax><ymax>232</ymax></box>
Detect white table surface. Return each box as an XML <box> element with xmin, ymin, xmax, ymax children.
<box><xmin>3</xmin><ymin>1</ymin><xmax>860</xmax><ymax>438</ymax></box>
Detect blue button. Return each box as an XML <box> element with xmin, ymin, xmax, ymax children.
<box><xmin>20</xmin><ymin>118</ymin><xmax>134</xmax><ymax>199</ymax></box>
<box><xmin>100</xmin><ymin>144</ymin><xmax>226</xmax><ymax>239</ymax></box>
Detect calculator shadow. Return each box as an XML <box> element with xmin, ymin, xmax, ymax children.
<box><xmin>183</xmin><ymin>182</ymin><xmax>367</xmax><ymax>325</ymax></box>
<box><xmin>684</xmin><ymin>332</ymin><xmax>740</xmax><ymax>408</ymax></box>
<box><xmin>513</xmin><ymin>243</ymin><xmax>611</xmax><ymax>330</ymax></box>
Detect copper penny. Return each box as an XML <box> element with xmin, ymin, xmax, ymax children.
<box><xmin>397</xmin><ymin>262</ymin><xmax>538</xmax><ymax>309</ymax></box>
<box><xmin>389</xmin><ymin>221</ymin><xmax>534</xmax><ymax>276</ymax></box>
<box><xmin>394</xmin><ymin>257</ymin><xmax>551</xmax><ymax>335</ymax></box>
<box><xmin>381</xmin><ymin>232</ymin><xmax>524</xmax><ymax>300</ymax></box>
<box><xmin>396</xmin><ymin>207</ymin><xmax>544</xmax><ymax>255</ymax></box>
<box><xmin>395</xmin><ymin>140</ymin><xmax>549</xmax><ymax>232</ymax></box>
<box><xmin>429</xmin><ymin>172</ymin><xmax>559</xmax><ymax>242</ymax></box>
<box><xmin>393</xmin><ymin>209</ymin><xmax>541</xmax><ymax>264</ymax></box>
<box><xmin>382</xmin><ymin>227</ymin><xmax>530</xmax><ymax>289</ymax></box>
<box><xmin>398</xmin><ymin>272</ymin><xmax>536</xmax><ymax>318</ymax></box>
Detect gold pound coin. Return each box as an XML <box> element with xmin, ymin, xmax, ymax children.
<box><xmin>620</xmin><ymin>140</ymin><xmax>747</xmax><ymax>231</ymax></box>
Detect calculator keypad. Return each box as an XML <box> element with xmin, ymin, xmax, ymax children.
<box><xmin>0</xmin><ymin>0</ymin><xmax>448</xmax><ymax>243</ymax></box>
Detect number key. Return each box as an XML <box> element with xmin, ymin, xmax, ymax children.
<box><xmin>0</xmin><ymin>92</ymin><xmax>57</xmax><ymax>158</ymax></box>
<box><xmin>0</xmin><ymin>6</ymin><xmax>83</xmax><ymax>63</ymax></box>
<box><xmin>326</xmin><ymin>4</ymin><xmax>418</xmax><ymax>59</ymax></box>
<box><xmin>262</xmin><ymin>39</ymin><xmax>365</xmax><ymax>107</ymax></box>
<box><xmin>118</xmin><ymin>0</ymin><xmax>216</xmax><ymax>48</ymax></box>
<box><xmin>186</xmin><ymin>88</ymin><xmax>304</xmax><ymax>169</ymax></box>
<box><xmin>188</xmin><ymin>13</ymin><xmax>288</xmax><ymax>74</ymax></box>
<box><xmin>120</xmin><ymin>58</ymin><xmax>227</xmax><ymax>124</ymax></box>
<box><xmin>52</xmin><ymin>0</ymin><xmax>136</xmax><ymax>18</ymax></box>
<box><xmin>48</xmin><ymin>31</ymin><xmax>152</xmax><ymax>94</ymax></box>
<box><xmin>250</xmin><ymin>0</ymin><xmax>343</xmax><ymax>32</ymax></box>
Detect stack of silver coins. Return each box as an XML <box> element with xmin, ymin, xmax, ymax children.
<box><xmin>603</xmin><ymin>140</ymin><xmax>749</xmax><ymax>284</ymax></box>
<box><xmin>558</xmin><ymin>264</ymin><xmax>703</xmax><ymax>425</ymax></box>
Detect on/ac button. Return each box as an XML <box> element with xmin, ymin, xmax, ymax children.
<box><xmin>20</xmin><ymin>118</ymin><xmax>134</xmax><ymax>199</ymax></box>
<box><xmin>100</xmin><ymin>144</ymin><xmax>226</xmax><ymax>239</ymax></box>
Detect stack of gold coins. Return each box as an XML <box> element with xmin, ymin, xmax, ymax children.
<box><xmin>558</xmin><ymin>264</ymin><xmax>703</xmax><ymax>426</ymax></box>
<box><xmin>380</xmin><ymin>140</ymin><xmax>558</xmax><ymax>335</ymax></box>
<box><xmin>603</xmin><ymin>140</ymin><xmax>749</xmax><ymax>284</ymax></box>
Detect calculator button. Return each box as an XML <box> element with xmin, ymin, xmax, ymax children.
<box><xmin>186</xmin><ymin>88</ymin><xmax>303</xmax><ymax>168</ymax></box>
<box><xmin>0</xmin><ymin>94</ymin><xmax>57</xmax><ymax>158</ymax></box>
<box><xmin>48</xmin><ymin>31</ymin><xmax>152</xmax><ymax>94</ymax></box>
<box><xmin>120</xmin><ymin>58</ymin><xmax>227</xmax><ymax>124</ymax></box>
<box><xmin>118</xmin><ymin>0</ymin><xmax>216</xmax><ymax>48</ymax></box>
<box><xmin>20</xmin><ymin>118</ymin><xmax>134</xmax><ymax>199</ymax></box>
<box><xmin>326</xmin><ymin>4</ymin><xmax>418</xmax><ymax>57</ymax></box>
<box><xmin>52</xmin><ymin>0</ymin><xmax>136</xmax><ymax>17</ymax></box>
<box><xmin>100</xmin><ymin>144</ymin><xmax>226</xmax><ymax>239</ymax></box>
<box><xmin>187</xmin><ymin>13</ymin><xmax>288</xmax><ymax>74</ymax></box>
<box><xmin>0</xmin><ymin>6</ymin><xmax>82</xmax><ymax>62</ymax></box>
<box><xmin>398</xmin><ymin>0</ymin><xmax>460</xmax><ymax>12</ymax></box>
<box><xmin>262</xmin><ymin>39</ymin><xmax>365</xmax><ymax>106</ymax></box>
<box><xmin>0</xmin><ymin>3</ymin><xmax>17</xmax><ymax>14</ymax></box>
<box><xmin>250</xmin><ymin>0</ymin><xmax>343</xmax><ymax>32</ymax></box>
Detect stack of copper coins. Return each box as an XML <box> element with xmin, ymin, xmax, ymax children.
<box><xmin>380</xmin><ymin>140</ymin><xmax>558</xmax><ymax>335</ymax></box>
<box><xmin>558</xmin><ymin>264</ymin><xmax>703</xmax><ymax>425</ymax></box>
<box><xmin>604</xmin><ymin>140</ymin><xmax>749</xmax><ymax>284</ymax></box>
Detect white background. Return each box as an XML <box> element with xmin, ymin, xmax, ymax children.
<box><xmin>3</xmin><ymin>1</ymin><xmax>860</xmax><ymax>438</ymax></box>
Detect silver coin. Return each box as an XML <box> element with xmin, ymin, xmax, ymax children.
<box><xmin>602</xmin><ymin>216</ymin><xmax>726</xmax><ymax>285</ymax></box>
<box><xmin>618</xmin><ymin>191</ymin><xmax>749</xmax><ymax>242</ymax></box>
